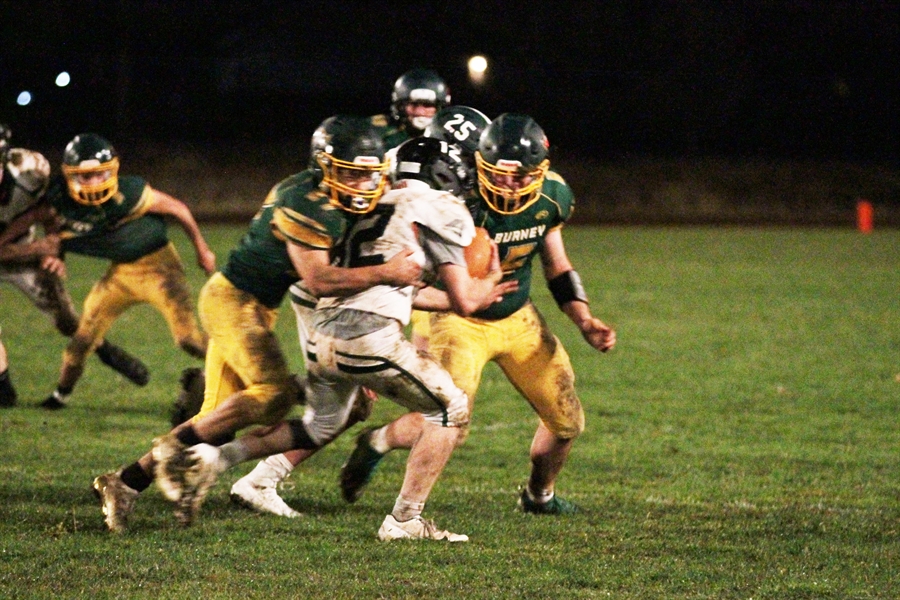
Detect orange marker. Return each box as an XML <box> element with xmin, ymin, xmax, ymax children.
<box><xmin>857</xmin><ymin>200</ymin><xmax>873</xmax><ymax>233</ymax></box>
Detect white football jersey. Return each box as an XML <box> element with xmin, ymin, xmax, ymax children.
<box><xmin>317</xmin><ymin>181</ymin><xmax>474</xmax><ymax>325</ymax></box>
<box><xmin>0</xmin><ymin>148</ymin><xmax>51</xmax><ymax>245</ymax></box>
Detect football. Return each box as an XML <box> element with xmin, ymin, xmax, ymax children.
<box><xmin>464</xmin><ymin>227</ymin><xmax>492</xmax><ymax>278</ymax></box>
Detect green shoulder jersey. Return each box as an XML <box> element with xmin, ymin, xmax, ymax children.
<box><xmin>221</xmin><ymin>170</ymin><xmax>353</xmax><ymax>309</ymax></box>
<box><xmin>471</xmin><ymin>170</ymin><xmax>575</xmax><ymax>320</ymax></box>
<box><xmin>47</xmin><ymin>174</ymin><xmax>169</xmax><ymax>263</ymax></box>
<box><xmin>368</xmin><ymin>113</ymin><xmax>413</xmax><ymax>150</ymax></box>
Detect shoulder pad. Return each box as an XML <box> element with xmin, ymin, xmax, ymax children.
<box><xmin>6</xmin><ymin>149</ymin><xmax>50</xmax><ymax>193</ymax></box>
<box><xmin>546</xmin><ymin>169</ymin><xmax>568</xmax><ymax>185</ymax></box>
<box><xmin>398</xmin><ymin>188</ymin><xmax>474</xmax><ymax>247</ymax></box>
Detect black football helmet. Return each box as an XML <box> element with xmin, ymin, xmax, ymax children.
<box><xmin>424</xmin><ymin>106</ymin><xmax>491</xmax><ymax>195</ymax></box>
<box><xmin>0</xmin><ymin>123</ymin><xmax>11</xmax><ymax>166</ymax></box>
<box><xmin>390</xmin><ymin>69</ymin><xmax>451</xmax><ymax>133</ymax></box>
<box><xmin>62</xmin><ymin>133</ymin><xmax>120</xmax><ymax>205</ymax></box>
<box><xmin>393</xmin><ymin>137</ymin><xmax>471</xmax><ymax>198</ymax></box>
<box><xmin>309</xmin><ymin>115</ymin><xmax>340</xmax><ymax>177</ymax></box>
<box><xmin>316</xmin><ymin>116</ymin><xmax>389</xmax><ymax>214</ymax></box>
<box><xmin>475</xmin><ymin>113</ymin><xmax>550</xmax><ymax>215</ymax></box>
<box><xmin>424</xmin><ymin>106</ymin><xmax>491</xmax><ymax>158</ymax></box>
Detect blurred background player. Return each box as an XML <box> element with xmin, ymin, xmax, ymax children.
<box><xmin>370</xmin><ymin>68</ymin><xmax>451</xmax><ymax>153</ymax></box>
<box><xmin>0</xmin><ymin>124</ymin><xmax>148</xmax><ymax>407</ymax></box>
<box><xmin>91</xmin><ymin>116</ymin><xmax>421</xmax><ymax>532</ymax></box>
<box><xmin>338</xmin><ymin>114</ymin><xmax>617</xmax><ymax>515</ymax></box>
<box><xmin>1</xmin><ymin>133</ymin><xmax>215</xmax><ymax>409</ymax></box>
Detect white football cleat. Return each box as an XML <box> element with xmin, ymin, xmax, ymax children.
<box><xmin>377</xmin><ymin>514</ymin><xmax>468</xmax><ymax>542</ymax></box>
<box><xmin>230</xmin><ymin>476</ymin><xmax>302</xmax><ymax>518</ymax></box>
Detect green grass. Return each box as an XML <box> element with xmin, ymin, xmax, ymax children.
<box><xmin>1</xmin><ymin>225</ymin><xmax>898</xmax><ymax>599</ymax></box>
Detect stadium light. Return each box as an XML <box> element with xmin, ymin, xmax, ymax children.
<box><xmin>16</xmin><ymin>91</ymin><xmax>32</xmax><ymax>106</ymax></box>
<box><xmin>56</xmin><ymin>71</ymin><xmax>71</xmax><ymax>87</ymax></box>
<box><xmin>468</xmin><ymin>55</ymin><xmax>488</xmax><ymax>85</ymax></box>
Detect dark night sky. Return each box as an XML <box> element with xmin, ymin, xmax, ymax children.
<box><xmin>2</xmin><ymin>1</ymin><xmax>898</xmax><ymax>161</ymax></box>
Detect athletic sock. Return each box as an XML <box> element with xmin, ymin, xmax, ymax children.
<box><xmin>392</xmin><ymin>496</ymin><xmax>425</xmax><ymax>522</ymax></box>
<box><xmin>120</xmin><ymin>462</ymin><xmax>153</xmax><ymax>492</ymax></box>
<box><xmin>526</xmin><ymin>485</ymin><xmax>555</xmax><ymax>505</ymax></box>
<box><xmin>175</xmin><ymin>425</ymin><xmax>204</xmax><ymax>447</ymax></box>
<box><xmin>217</xmin><ymin>439</ymin><xmax>252</xmax><ymax>472</ymax></box>
<box><xmin>369</xmin><ymin>426</ymin><xmax>391</xmax><ymax>454</ymax></box>
<box><xmin>51</xmin><ymin>387</ymin><xmax>71</xmax><ymax>403</ymax></box>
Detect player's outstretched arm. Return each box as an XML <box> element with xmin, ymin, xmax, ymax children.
<box><xmin>147</xmin><ymin>189</ymin><xmax>216</xmax><ymax>275</ymax></box>
<box><xmin>541</xmin><ymin>228</ymin><xmax>616</xmax><ymax>353</ymax></box>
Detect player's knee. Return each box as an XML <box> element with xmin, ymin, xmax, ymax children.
<box><xmin>423</xmin><ymin>390</ymin><xmax>469</xmax><ymax>428</ymax></box>
<box><xmin>55</xmin><ymin>313</ymin><xmax>79</xmax><ymax>337</ymax></box>
<box><xmin>550</xmin><ymin>410</ymin><xmax>585</xmax><ymax>440</ymax></box>
<box><xmin>255</xmin><ymin>377</ymin><xmax>299</xmax><ymax>425</ymax></box>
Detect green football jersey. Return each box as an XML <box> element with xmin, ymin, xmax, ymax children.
<box><xmin>369</xmin><ymin>113</ymin><xmax>413</xmax><ymax>150</ymax></box>
<box><xmin>471</xmin><ymin>171</ymin><xmax>575</xmax><ymax>320</ymax></box>
<box><xmin>48</xmin><ymin>174</ymin><xmax>169</xmax><ymax>263</ymax></box>
<box><xmin>221</xmin><ymin>170</ymin><xmax>353</xmax><ymax>308</ymax></box>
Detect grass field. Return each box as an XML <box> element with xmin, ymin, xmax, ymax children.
<box><xmin>1</xmin><ymin>225</ymin><xmax>898</xmax><ymax>599</ymax></box>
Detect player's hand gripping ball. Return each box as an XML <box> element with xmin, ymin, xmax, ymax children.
<box><xmin>464</xmin><ymin>227</ymin><xmax>492</xmax><ymax>278</ymax></box>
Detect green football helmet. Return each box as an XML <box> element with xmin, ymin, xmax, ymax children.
<box><xmin>62</xmin><ymin>133</ymin><xmax>120</xmax><ymax>205</ymax></box>
<box><xmin>316</xmin><ymin>116</ymin><xmax>389</xmax><ymax>214</ymax></box>
<box><xmin>0</xmin><ymin>123</ymin><xmax>11</xmax><ymax>166</ymax></box>
<box><xmin>391</xmin><ymin>69</ymin><xmax>451</xmax><ymax>133</ymax></box>
<box><xmin>475</xmin><ymin>113</ymin><xmax>550</xmax><ymax>215</ymax></box>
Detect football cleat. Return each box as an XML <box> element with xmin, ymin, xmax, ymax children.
<box><xmin>92</xmin><ymin>470</ymin><xmax>139</xmax><ymax>533</ymax></box>
<box><xmin>95</xmin><ymin>341</ymin><xmax>150</xmax><ymax>386</ymax></box>
<box><xmin>518</xmin><ymin>489</ymin><xmax>579</xmax><ymax>515</ymax></box>
<box><xmin>0</xmin><ymin>382</ymin><xmax>16</xmax><ymax>408</ymax></box>
<box><xmin>230</xmin><ymin>476</ymin><xmax>302</xmax><ymax>518</ymax></box>
<box><xmin>151</xmin><ymin>434</ymin><xmax>193</xmax><ymax>502</ymax></box>
<box><xmin>377</xmin><ymin>514</ymin><xmax>468</xmax><ymax>542</ymax></box>
<box><xmin>173</xmin><ymin>443</ymin><xmax>221</xmax><ymax>527</ymax></box>
<box><xmin>39</xmin><ymin>395</ymin><xmax>66</xmax><ymax>410</ymax></box>
<box><xmin>339</xmin><ymin>427</ymin><xmax>385</xmax><ymax>503</ymax></box>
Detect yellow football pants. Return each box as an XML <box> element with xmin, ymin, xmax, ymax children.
<box><xmin>63</xmin><ymin>242</ymin><xmax>206</xmax><ymax>369</ymax></box>
<box><xmin>193</xmin><ymin>272</ymin><xmax>295</xmax><ymax>425</ymax></box>
<box><xmin>426</xmin><ymin>302</ymin><xmax>585</xmax><ymax>440</ymax></box>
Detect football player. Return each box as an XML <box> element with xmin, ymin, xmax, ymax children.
<box><xmin>10</xmin><ymin>133</ymin><xmax>216</xmax><ymax>409</ymax></box>
<box><xmin>228</xmin><ymin>106</ymin><xmax>496</xmax><ymax>515</ymax></box>
<box><xmin>168</xmin><ymin>136</ymin><xmax>516</xmax><ymax>541</ymax></box>
<box><xmin>338</xmin><ymin>114</ymin><xmax>617</xmax><ymax>515</ymax></box>
<box><xmin>412</xmin><ymin>105</ymin><xmax>492</xmax><ymax>349</ymax></box>
<box><xmin>370</xmin><ymin>68</ymin><xmax>451</xmax><ymax>150</ymax></box>
<box><xmin>0</xmin><ymin>125</ymin><xmax>148</xmax><ymax>408</ymax></box>
<box><xmin>91</xmin><ymin>116</ymin><xmax>422</xmax><ymax>532</ymax></box>
<box><xmin>225</xmin><ymin>89</ymin><xmax>458</xmax><ymax>514</ymax></box>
